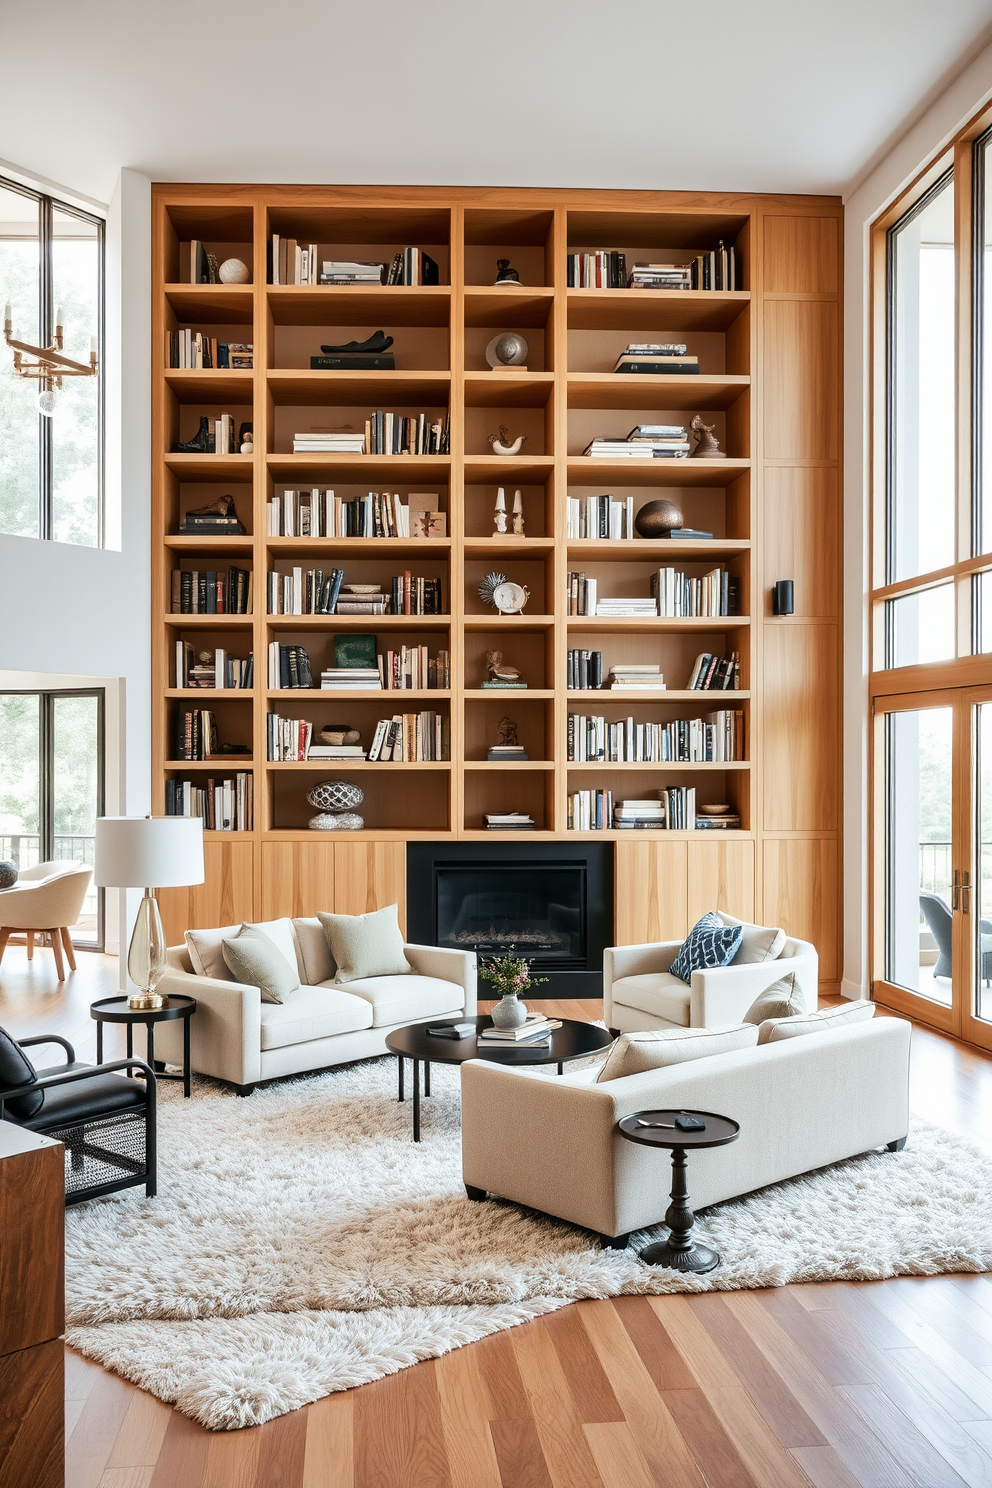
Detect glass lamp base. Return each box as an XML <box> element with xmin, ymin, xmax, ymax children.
<box><xmin>127</xmin><ymin>892</ymin><xmax>168</xmax><ymax>1012</ymax></box>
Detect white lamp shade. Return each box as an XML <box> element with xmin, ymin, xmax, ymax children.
<box><xmin>94</xmin><ymin>816</ymin><xmax>205</xmax><ymax>889</ymax></box>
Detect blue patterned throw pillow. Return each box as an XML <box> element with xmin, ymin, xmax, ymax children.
<box><xmin>669</xmin><ymin>912</ymin><xmax>743</xmax><ymax>984</ymax></box>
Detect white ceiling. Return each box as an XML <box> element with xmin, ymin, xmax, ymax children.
<box><xmin>3</xmin><ymin>0</ymin><xmax>992</xmax><ymax>206</ymax></box>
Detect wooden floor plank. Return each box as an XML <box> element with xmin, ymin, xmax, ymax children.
<box><xmin>582</xmin><ymin>1423</ymin><xmax>657</xmax><ymax>1488</ymax></box>
<box><xmin>302</xmin><ymin>1393</ymin><xmax>352</xmax><ymax>1488</ymax></box>
<box><xmin>474</xmin><ymin>1328</ymin><xmax>532</xmax><ymax>1422</ymax></box>
<box><xmin>146</xmin><ymin>1410</ymin><xmax>210</xmax><ymax>1488</ymax></box>
<box><xmin>353</xmin><ymin>1360</ymin><xmax>452</xmax><ymax>1488</ymax></box>
<box><xmin>660</xmin><ymin>1387</ymin><xmax>762</xmax><ymax>1488</ymax></box>
<box><xmin>65</xmin><ymin>1367</ymin><xmax>137</xmax><ymax>1488</ymax></box>
<box><xmin>98</xmin><ymin>1469</ymin><xmax>155</xmax><ymax>1488</ymax></box>
<box><xmin>255</xmin><ymin>1405</ymin><xmax>309</xmax><ymax>1488</ymax></box>
<box><xmin>105</xmin><ymin>1390</ymin><xmax>173</xmax><ymax>1470</ymax></box>
<box><xmin>646</xmin><ymin>1296</ymin><xmax>738</xmax><ymax>1390</ymax></box>
<box><xmin>837</xmin><ymin>1382</ymin><xmax>975</xmax><ymax>1488</ymax></box>
<box><xmin>702</xmin><ymin>1384</ymin><xmax>818</xmax><ymax>1488</ymax></box>
<box><xmin>201</xmin><ymin>1424</ymin><xmax>263</xmax><ymax>1488</ymax></box>
<box><xmin>613</xmin><ymin>1294</ymin><xmax>698</xmax><ymax>1391</ymax></box>
<box><xmin>510</xmin><ymin>1319</ymin><xmax>605</xmax><ymax>1488</ymax></box>
<box><xmin>790</xmin><ymin>1443</ymin><xmax>870</xmax><ymax>1488</ymax></box>
<box><xmin>858</xmin><ymin>1285</ymin><xmax>992</xmax><ymax>1418</ymax></box>
<box><xmin>543</xmin><ymin>1304</ymin><xmax>625</xmax><ymax>1423</ymax></box>
<box><xmin>488</xmin><ymin>1419</ymin><xmax>554</xmax><ymax>1488</ymax></box>
<box><xmin>435</xmin><ymin>1343</ymin><xmax>503</xmax><ymax>1488</ymax></box>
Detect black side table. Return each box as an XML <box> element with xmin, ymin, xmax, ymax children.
<box><xmin>90</xmin><ymin>995</ymin><xmax>197</xmax><ymax>1098</ymax></box>
<box><xmin>617</xmin><ymin>1108</ymin><xmax>740</xmax><ymax>1273</ymax></box>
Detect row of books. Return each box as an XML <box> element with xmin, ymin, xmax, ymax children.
<box><xmin>267</xmin><ymin>716</ymin><xmax>316</xmax><ymax>762</ymax></box>
<box><xmin>174</xmin><ymin>709</ymin><xmax>219</xmax><ymax>761</ymax></box>
<box><xmin>266</xmin><ymin>489</ymin><xmax>444</xmax><ymax>539</ymax></box>
<box><xmin>267</xmin><ymin>644</ymin><xmax>314</xmax><ymax>690</ymax></box>
<box><xmin>688</xmin><ymin>651</ymin><xmax>741</xmax><ymax>690</ymax></box>
<box><xmin>166</xmin><ymin>333</ymin><xmax>252</xmax><ymax>370</ymax></box>
<box><xmin>270</xmin><ymin>237</ymin><xmax>319</xmax><ymax>285</ymax></box>
<box><xmin>188</xmin><ymin>241</ymin><xmax>247</xmax><ymax>286</ymax></box>
<box><xmin>170</xmin><ymin>568</ymin><xmax>253</xmax><ymax>615</ymax></box>
<box><xmin>175</xmin><ymin>643</ymin><xmax>253</xmax><ymax>690</ymax></box>
<box><xmin>291</xmin><ymin>414</ymin><xmax>450</xmax><ymax>457</ymax></box>
<box><xmin>613</xmin><ymin>343</ymin><xmax>698</xmax><ymax>376</ymax></box>
<box><xmin>165</xmin><ymin>774</ymin><xmax>253</xmax><ymax>831</ymax></box>
<box><xmin>652</xmin><ymin>568</ymin><xmax>738</xmax><ymax>618</ymax></box>
<box><xmin>267</xmin><ymin>567</ymin><xmax>343</xmax><ymax>616</ymax></box>
<box><xmin>368</xmin><ymin>712</ymin><xmax>449</xmax><ymax>761</ymax></box>
<box><xmin>566</xmin><ymin>494</ymin><xmax>636</xmax><ymax>540</ymax></box>
<box><xmin>567</xmin><ymin>711</ymin><xmax>745</xmax><ymax>763</ymax></box>
<box><xmin>568</xmin><ymin>789</ymin><xmax>614</xmax><ymax>831</ymax></box>
<box><xmin>566</xmin><ymin>247</ymin><xmax>737</xmax><ymax>292</ymax></box>
<box><xmin>617</xmin><ymin>790</ymin><xmax>698</xmax><ymax>829</ymax></box>
<box><xmin>380</xmin><ymin>645</ymin><xmax>450</xmax><ymax>690</ymax></box>
<box><xmin>567</xmin><ymin>649</ymin><xmax>603</xmax><ymax>690</ymax></box>
<box><xmin>584</xmin><ymin>426</ymin><xmax>690</xmax><ymax>459</ymax></box>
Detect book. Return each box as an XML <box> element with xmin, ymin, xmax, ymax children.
<box><xmin>479</xmin><ymin>1016</ymin><xmax>555</xmax><ymax>1042</ymax></box>
<box><xmin>334</xmin><ymin>634</ymin><xmax>378</xmax><ymax>670</ymax></box>
<box><xmin>309</xmin><ymin>355</ymin><xmax>396</xmax><ymax>370</ymax></box>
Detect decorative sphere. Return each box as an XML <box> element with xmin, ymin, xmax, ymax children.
<box><xmin>486</xmin><ymin>332</ymin><xmax>528</xmax><ymax>368</ymax></box>
<box><xmin>218</xmin><ymin>258</ymin><xmax>251</xmax><ymax>284</ymax></box>
<box><xmin>0</xmin><ymin>861</ymin><xmax>18</xmax><ymax>888</ymax></box>
<box><xmin>309</xmin><ymin>812</ymin><xmax>364</xmax><ymax>831</ymax></box>
<box><xmin>634</xmin><ymin>498</ymin><xmax>684</xmax><ymax>538</ymax></box>
<box><xmin>307</xmin><ymin>779</ymin><xmax>364</xmax><ymax>812</ymax></box>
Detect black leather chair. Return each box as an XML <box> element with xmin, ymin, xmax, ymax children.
<box><xmin>0</xmin><ymin>1027</ymin><xmax>156</xmax><ymax>1205</ymax></box>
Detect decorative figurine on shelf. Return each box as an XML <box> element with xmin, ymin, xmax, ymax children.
<box><xmin>486</xmin><ymin>332</ymin><xmax>528</xmax><ymax>370</ymax></box>
<box><xmin>320</xmin><ymin>725</ymin><xmax>362</xmax><ymax>746</ymax></box>
<box><xmin>511</xmin><ymin>489</ymin><xmax>525</xmax><ymax>535</ymax></box>
<box><xmin>218</xmin><ymin>258</ymin><xmax>251</xmax><ymax>284</ymax></box>
<box><xmin>320</xmin><ymin>329</ymin><xmax>394</xmax><ymax>355</ymax></box>
<box><xmin>239</xmin><ymin>421</ymin><xmax>254</xmax><ymax>455</ymax></box>
<box><xmin>484</xmin><ymin>651</ymin><xmax>527</xmax><ymax>688</ymax></box>
<box><xmin>489</xmin><ymin>424</ymin><xmax>527</xmax><ymax>456</ymax></box>
<box><xmin>206</xmin><ymin>253</ymin><xmax>220</xmax><ymax>284</ymax></box>
<box><xmin>171</xmin><ymin>416</ymin><xmax>214</xmax><ymax>454</ymax></box>
<box><xmin>307</xmin><ymin>779</ymin><xmax>364</xmax><ymax>831</ymax></box>
<box><xmin>488</xmin><ymin>716</ymin><xmax>528</xmax><ymax>761</ymax></box>
<box><xmin>494</xmin><ymin>258</ymin><xmax>521</xmax><ymax>285</ymax></box>
<box><xmin>494</xmin><ymin>488</ymin><xmax>509</xmax><ymax>534</ymax></box>
<box><xmin>689</xmin><ymin>413</ymin><xmax>726</xmax><ymax>459</ymax></box>
<box><xmin>479</xmin><ymin>571</ymin><xmax>530</xmax><ymax>615</ymax></box>
<box><xmin>634</xmin><ymin>497</ymin><xmax>684</xmax><ymax>538</ymax></box>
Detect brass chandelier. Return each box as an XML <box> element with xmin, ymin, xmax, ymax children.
<box><xmin>3</xmin><ymin>302</ymin><xmax>98</xmax><ymax>416</ymax></box>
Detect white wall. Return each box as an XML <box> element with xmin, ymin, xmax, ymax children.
<box><xmin>0</xmin><ymin>167</ymin><xmax>152</xmax><ymax>956</ymax></box>
<box><xmin>842</xmin><ymin>44</ymin><xmax>992</xmax><ymax>998</ymax></box>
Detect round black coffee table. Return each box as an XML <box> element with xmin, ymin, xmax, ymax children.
<box><xmin>385</xmin><ymin>1015</ymin><xmax>614</xmax><ymax>1141</ymax></box>
<box><xmin>617</xmin><ymin>1108</ymin><xmax>740</xmax><ymax>1273</ymax></box>
<box><xmin>90</xmin><ymin>995</ymin><xmax>197</xmax><ymax>1098</ymax></box>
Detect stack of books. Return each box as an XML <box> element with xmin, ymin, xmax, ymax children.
<box><xmin>661</xmin><ymin>526</ymin><xmax>714</xmax><ymax>541</ymax></box>
<box><xmin>320</xmin><ymin>667</ymin><xmax>382</xmax><ymax>692</ymax></box>
<box><xmin>319</xmin><ymin>260</ymin><xmax>385</xmax><ymax>285</ymax></box>
<box><xmin>566</xmin><ymin>494</ymin><xmax>634</xmax><ymax>539</ymax></box>
<box><xmin>595</xmin><ymin>596</ymin><xmax>658</xmax><ymax>619</ymax></box>
<box><xmin>293</xmin><ymin>430</ymin><xmax>366</xmax><ymax>455</ymax></box>
<box><xmin>478</xmin><ymin>1015</ymin><xmax>560</xmax><ymax>1047</ymax></box>
<box><xmin>309</xmin><ymin>742</ymin><xmax>366</xmax><ymax>760</ymax></box>
<box><xmin>568</xmin><ymin>790</ymin><xmax>614</xmax><ymax>831</ymax></box>
<box><xmin>178</xmin><ymin>506</ymin><xmax>246</xmax><ymax>537</ymax></box>
<box><xmin>696</xmin><ymin>808</ymin><xmax>741</xmax><ymax>831</ymax></box>
<box><xmin>627</xmin><ymin>262</ymin><xmax>692</xmax><ymax>290</ymax></box>
<box><xmin>266</xmin><ymin>644</ymin><xmax>314</xmax><ymax>690</ymax></box>
<box><xmin>335</xmin><ymin>592</ymin><xmax>389</xmax><ymax>616</ymax></box>
<box><xmin>652</xmin><ymin>567</ymin><xmax>736</xmax><ymax>618</ymax></box>
<box><xmin>567</xmin><ymin>649</ymin><xmax>603</xmax><ymax>689</ymax></box>
<box><xmin>487</xmin><ymin>743</ymin><xmax>528</xmax><ymax>762</ymax></box>
<box><xmin>386</xmin><ymin>249</ymin><xmax>440</xmax><ymax>286</ymax></box>
<box><xmin>687</xmin><ymin>652</ymin><xmax>741</xmax><ymax>690</ymax></box>
<box><xmin>614</xmin><ymin>798</ymin><xmax>667</xmax><ymax>829</ymax></box>
<box><xmin>175</xmin><ymin>643</ymin><xmax>252</xmax><ymax>690</ymax></box>
<box><xmin>567</xmin><ymin>251</ymin><xmax>626</xmax><ymax>288</ymax></box>
<box><xmin>613</xmin><ymin>343</ymin><xmax>699</xmax><ymax>375</ymax></box>
<box><xmin>166</xmin><ymin>774</ymin><xmax>253</xmax><ymax>831</ymax></box>
<box><xmin>270</xmin><ymin>236</ymin><xmax>318</xmax><ymax>285</ymax></box>
<box><xmin>368</xmin><ymin>712</ymin><xmax>449</xmax><ymax>762</ymax></box>
<box><xmin>608</xmin><ymin>665</ymin><xmax>666</xmax><ymax>691</ymax></box>
<box><xmin>311</xmin><ymin>350</ymin><xmax>395</xmax><ymax>371</ymax></box>
<box><xmin>484</xmin><ymin>812</ymin><xmax>535</xmax><ymax>831</ymax></box>
<box><xmin>584</xmin><ymin>426</ymin><xmax>689</xmax><ymax>459</ymax></box>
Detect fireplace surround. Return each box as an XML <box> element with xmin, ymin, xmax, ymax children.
<box><xmin>406</xmin><ymin>842</ymin><xmax>613</xmax><ymax>997</ymax></box>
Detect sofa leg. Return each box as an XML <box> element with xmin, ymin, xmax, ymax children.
<box><xmin>465</xmin><ymin>1184</ymin><xmax>488</xmax><ymax>1202</ymax></box>
<box><xmin>235</xmin><ymin>1083</ymin><xmax>256</xmax><ymax>1098</ymax></box>
<box><xmin>601</xmin><ymin>1233</ymin><xmax>631</xmax><ymax>1250</ymax></box>
<box><xmin>886</xmin><ymin>1137</ymin><xmax>907</xmax><ymax>1152</ymax></box>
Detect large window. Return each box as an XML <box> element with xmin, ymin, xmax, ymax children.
<box><xmin>0</xmin><ymin>690</ymin><xmax>104</xmax><ymax>946</ymax></box>
<box><xmin>0</xmin><ymin>176</ymin><xmax>103</xmax><ymax>545</ymax></box>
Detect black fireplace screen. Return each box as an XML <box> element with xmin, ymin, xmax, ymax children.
<box><xmin>436</xmin><ymin>866</ymin><xmax>584</xmax><ymax>966</ymax></box>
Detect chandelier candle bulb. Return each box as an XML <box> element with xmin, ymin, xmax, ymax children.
<box><xmin>54</xmin><ymin>305</ymin><xmax>62</xmax><ymax>331</ymax></box>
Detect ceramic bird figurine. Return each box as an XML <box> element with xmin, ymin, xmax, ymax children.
<box><xmin>489</xmin><ymin>424</ymin><xmax>527</xmax><ymax>456</ymax></box>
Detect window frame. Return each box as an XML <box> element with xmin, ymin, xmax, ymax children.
<box><xmin>0</xmin><ymin>173</ymin><xmax>105</xmax><ymax>545</ymax></box>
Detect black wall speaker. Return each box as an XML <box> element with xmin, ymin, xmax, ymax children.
<box><xmin>772</xmin><ymin>580</ymin><xmax>794</xmax><ymax>616</ymax></box>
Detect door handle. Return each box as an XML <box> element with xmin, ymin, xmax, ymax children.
<box><xmin>952</xmin><ymin>869</ymin><xmax>960</xmax><ymax>910</ymax></box>
<box><xmin>962</xmin><ymin>883</ymin><xmax>971</xmax><ymax>915</ymax></box>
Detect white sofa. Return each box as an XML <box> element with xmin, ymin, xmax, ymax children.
<box><xmin>604</xmin><ymin>932</ymin><xmax>818</xmax><ymax>1033</ymax></box>
<box><xmin>153</xmin><ymin>916</ymin><xmax>476</xmax><ymax>1094</ymax></box>
<box><xmin>461</xmin><ymin>1015</ymin><xmax>910</xmax><ymax>1244</ymax></box>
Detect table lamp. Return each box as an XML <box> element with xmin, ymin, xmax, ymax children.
<box><xmin>94</xmin><ymin>816</ymin><xmax>204</xmax><ymax>1009</ymax></box>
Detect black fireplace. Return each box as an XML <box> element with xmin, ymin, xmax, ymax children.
<box><xmin>407</xmin><ymin>842</ymin><xmax>613</xmax><ymax>997</ymax></box>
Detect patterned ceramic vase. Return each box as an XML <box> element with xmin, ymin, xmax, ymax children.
<box><xmin>491</xmin><ymin>993</ymin><xmax>528</xmax><ymax>1030</ymax></box>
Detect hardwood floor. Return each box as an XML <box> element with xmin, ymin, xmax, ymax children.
<box><xmin>3</xmin><ymin>949</ymin><xmax>992</xmax><ymax>1488</ymax></box>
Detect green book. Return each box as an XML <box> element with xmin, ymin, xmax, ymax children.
<box><xmin>482</xmin><ymin>680</ymin><xmax>528</xmax><ymax>689</ymax></box>
<box><xmin>334</xmin><ymin>633</ymin><xmax>377</xmax><ymax>668</ymax></box>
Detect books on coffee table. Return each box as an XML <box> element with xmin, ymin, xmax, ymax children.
<box><xmin>479</xmin><ymin>1017</ymin><xmax>562</xmax><ymax>1043</ymax></box>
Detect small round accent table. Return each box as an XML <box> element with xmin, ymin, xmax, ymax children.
<box><xmin>90</xmin><ymin>995</ymin><xmax>197</xmax><ymax>1098</ymax></box>
<box><xmin>617</xmin><ymin>1108</ymin><xmax>740</xmax><ymax>1273</ymax></box>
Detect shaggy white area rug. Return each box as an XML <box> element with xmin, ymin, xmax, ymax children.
<box><xmin>65</xmin><ymin>1056</ymin><xmax>992</xmax><ymax>1430</ymax></box>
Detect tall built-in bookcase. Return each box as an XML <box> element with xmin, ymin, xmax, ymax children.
<box><xmin>152</xmin><ymin>188</ymin><xmax>843</xmax><ymax>990</ymax></box>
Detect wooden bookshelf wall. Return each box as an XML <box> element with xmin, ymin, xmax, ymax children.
<box><xmin>152</xmin><ymin>186</ymin><xmax>843</xmax><ymax>990</ymax></box>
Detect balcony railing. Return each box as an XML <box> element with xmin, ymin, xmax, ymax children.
<box><xmin>0</xmin><ymin>833</ymin><xmax>94</xmax><ymax>868</ymax></box>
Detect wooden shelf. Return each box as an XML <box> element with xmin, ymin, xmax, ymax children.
<box><xmin>164</xmin><ymin>614</ymin><xmax>253</xmax><ymax>627</ymax></box>
<box><xmin>464</xmin><ymin>287</ymin><xmax>555</xmax><ymax>327</ymax></box>
<box><xmin>464</xmin><ymin>538</ymin><xmax>555</xmax><ymax>555</ymax></box>
<box><xmin>565</xmin><ymin>539</ymin><xmax>749</xmax><ymax>559</ymax></box>
<box><xmin>164</xmin><ymin>369</ymin><xmax>255</xmax><ymax>401</ymax></box>
<box><xmin>463</xmin><ymin>760</ymin><xmax>555</xmax><ymax>770</ymax></box>
<box><xmin>267</xmin><ymin>689</ymin><xmax>449</xmax><ymax>700</ymax></box>
<box><xmin>165</xmin><ymin>453</ymin><xmax>254</xmax><ymax>479</ymax></box>
<box><xmin>267</xmin><ymin>453</ymin><xmax>452</xmax><ymax>479</ymax></box>
<box><xmin>566</xmin><ymin>457</ymin><xmax>749</xmax><ymax>487</ymax></box>
<box><xmin>266</xmin><ymin>537</ymin><xmax>451</xmax><ymax>555</ymax></box>
<box><xmin>165</xmin><ymin>535</ymin><xmax>255</xmax><ymax>553</ymax></box>
<box><xmin>266</xmin><ymin>760</ymin><xmax>451</xmax><ymax>770</ymax></box>
<box><xmin>464</xmin><ymin>689</ymin><xmax>555</xmax><ymax>699</ymax></box>
<box><xmin>566</xmin><ymin>690</ymin><xmax>750</xmax><ymax>701</ymax></box>
<box><xmin>266</xmin><ymin>369</ymin><xmax>451</xmax><ymax>405</ymax></box>
<box><xmin>463</xmin><ymin>455</ymin><xmax>555</xmax><ymax>482</ymax></box>
<box><xmin>267</xmin><ymin>613</ymin><xmax>451</xmax><ymax>629</ymax></box>
<box><xmin>267</xmin><ymin>284</ymin><xmax>452</xmax><ymax>326</ymax></box>
<box><xmin>164</xmin><ymin>283</ymin><xmax>254</xmax><ymax>323</ymax></box>
<box><xmin>567</xmin><ymin>289</ymin><xmax>750</xmax><ymax>332</ymax></box>
<box><xmin>566</xmin><ymin>373</ymin><xmax>748</xmax><ymax>411</ymax></box>
<box><xmin>164</xmin><ymin>759</ymin><xmax>258</xmax><ymax>769</ymax></box>
<box><xmin>166</xmin><ymin>689</ymin><xmax>254</xmax><ymax>698</ymax></box>
<box><xmin>566</xmin><ymin>760</ymin><xmax>749</xmax><ymax>770</ymax></box>
<box><xmin>463</xmin><ymin>615</ymin><xmax>555</xmax><ymax>631</ymax></box>
<box><xmin>565</xmin><ymin>616</ymin><xmax>750</xmax><ymax>632</ymax></box>
<box><xmin>463</xmin><ymin>372</ymin><xmax>555</xmax><ymax>407</ymax></box>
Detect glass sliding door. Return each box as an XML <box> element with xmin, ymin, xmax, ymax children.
<box><xmin>0</xmin><ymin>688</ymin><xmax>104</xmax><ymax>947</ymax></box>
<box><xmin>967</xmin><ymin>697</ymin><xmax>992</xmax><ymax>1045</ymax></box>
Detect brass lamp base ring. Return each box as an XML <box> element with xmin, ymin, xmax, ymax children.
<box><xmin>128</xmin><ymin>991</ymin><xmax>168</xmax><ymax>1011</ymax></box>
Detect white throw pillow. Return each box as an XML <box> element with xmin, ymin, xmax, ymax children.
<box><xmin>716</xmin><ymin>911</ymin><xmax>787</xmax><ymax>965</ymax></box>
<box><xmin>596</xmin><ymin>1023</ymin><xmax>758</xmax><ymax>1082</ymax></box>
<box><xmin>317</xmin><ymin>904</ymin><xmax>411</xmax><ymax>985</ymax></box>
<box><xmin>744</xmin><ymin>970</ymin><xmax>806</xmax><ymax>1031</ymax></box>
<box><xmin>186</xmin><ymin>917</ymin><xmax>299</xmax><ymax>981</ymax></box>
<box><xmin>763</xmin><ymin>1000</ymin><xmax>875</xmax><ymax>1043</ymax></box>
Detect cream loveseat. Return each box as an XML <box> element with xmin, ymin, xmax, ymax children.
<box><xmin>605</xmin><ymin>924</ymin><xmax>818</xmax><ymax>1033</ymax></box>
<box><xmin>153</xmin><ymin>916</ymin><xmax>476</xmax><ymax>1094</ymax></box>
<box><xmin>461</xmin><ymin>1014</ymin><xmax>910</xmax><ymax>1245</ymax></box>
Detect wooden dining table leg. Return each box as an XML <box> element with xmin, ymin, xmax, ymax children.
<box><xmin>0</xmin><ymin>928</ymin><xmax>10</xmax><ymax>968</ymax></box>
<box><xmin>26</xmin><ymin>931</ymin><xmax>34</xmax><ymax>961</ymax></box>
<box><xmin>50</xmin><ymin>929</ymin><xmax>65</xmax><ymax>981</ymax></box>
<box><xmin>60</xmin><ymin>927</ymin><xmax>76</xmax><ymax>971</ymax></box>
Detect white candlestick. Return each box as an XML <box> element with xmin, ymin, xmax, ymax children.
<box><xmin>495</xmin><ymin>487</ymin><xmax>506</xmax><ymax>510</ymax></box>
<box><xmin>512</xmin><ymin>489</ymin><xmax>523</xmax><ymax>513</ymax></box>
<box><xmin>90</xmin><ymin>336</ymin><xmax>98</xmax><ymax>355</ymax></box>
<box><xmin>54</xmin><ymin>304</ymin><xmax>63</xmax><ymax>330</ymax></box>
<box><xmin>3</xmin><ymin>303</ymin><xmax>11</xmax><ymax>323</ymax></box>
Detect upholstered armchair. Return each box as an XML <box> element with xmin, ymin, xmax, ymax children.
<box><xmin>604</xmin><ymin>921</ymin><xmax>818</xmax><ymax>1033</ymax></box>
<box><xmin>0</xmin><ymin>864</ymin><xmax>93</xmax><ymax>979</ymax></box>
